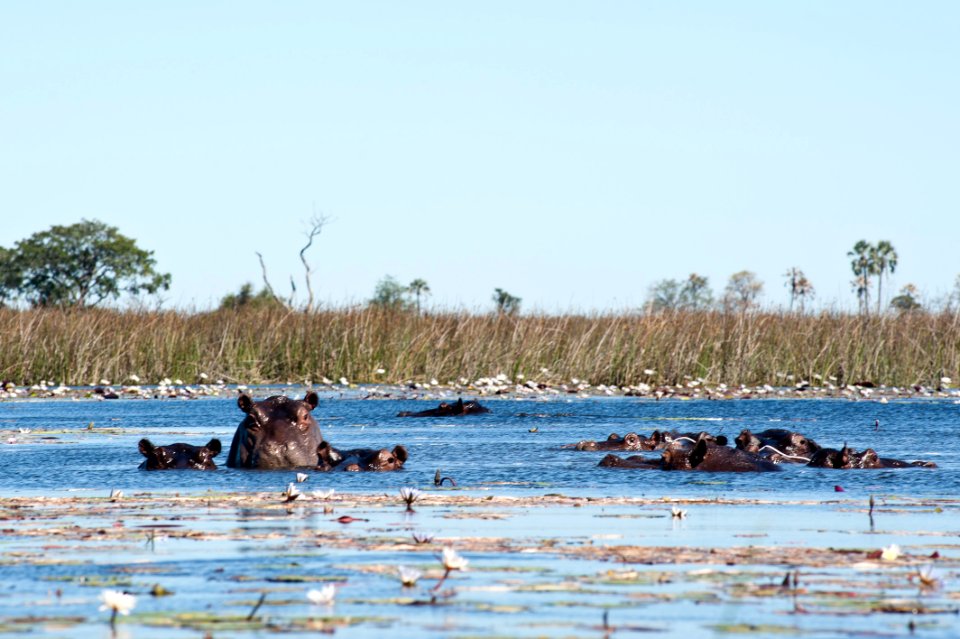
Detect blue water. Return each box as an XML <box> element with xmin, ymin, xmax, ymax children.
<box><xmin>1</xmin><ymin>390</ymin><xmax>957</xmax><ymax>497</ymax></box>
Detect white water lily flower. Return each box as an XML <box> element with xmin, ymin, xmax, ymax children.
<box><xmin>441</xmin><ymin>547</ymin><xmax>469</xmax><ymax>571</ymax></box>
<box><xmin>296</xmin><ymin>473</ymin><xmax>309</xmax><ymax>483</ymax></box>
<box><xmin>399</xmin><ymin>487</ymin><xmax>421</xmax><ymax>509</ymax></box>
<box><xmin>398</xmin><ymin>566</ymin><xmax>423</xmax><ymax>587</ymax></box>
<box><xmin>99</xmin><ymin>589</ymin><xmax>136</xmax><ymax>615</ymax></box>
<box><xmin>311</xmin><ymin>489</ymin><xmax>335</xmax><ymax>500</ymax></box>
<box><xmin>881</xmin><ymin>544</ymin><xmax>901</xmax><ymax>561</ymax></box>
<box><xmin>306</xmin><ymin>584</ymin><xmax>335</xmax><ymax>605</ymax></box>
<box><xmin>282</xmin><ymin>483</ymin><xmax>301</xmax><ymax>502</ymax></box>
<box><xmin>338</xmin><ymin>377</ymin><xmax>348</xmax><ymax>385</ymax></box>
<box><xmin>671</xmin><ymin>506</ymin><xmax>687</xmax><ymax>519</ymax></box>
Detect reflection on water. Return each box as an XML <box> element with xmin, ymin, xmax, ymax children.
<box><xmin>0</xmin><ymin>392</ymin><xmax>956</xmax><ymax>497</ymax></box>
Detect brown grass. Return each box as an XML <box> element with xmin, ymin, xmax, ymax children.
<box><xmin>0</xmin><ymin>307</ymin><xmax>958</xmax><ymax>387</ymax></box>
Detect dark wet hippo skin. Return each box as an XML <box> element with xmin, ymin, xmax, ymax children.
<box><xmin>598</xmin><ymin>453</ymin><xmax>660</xmax><ymax>469</ymax></box>
<box><xmin>601</xmin><ymin>437</ymin><xmax>779</xmax><ymax>472</ymax></box>
<box><xmin>571</xmin><ymin>430</ymin><xmax>726</xmax><ymax>452</ymax></box>
<box><xmin>397</xmin><ymin>398</ymin><xmax>490</xmax><ymax>417</ymax></box>
<box><xmin>568</xmin><ymin>432</ymin><xmax>652</xmax><ymax>451</ymax></box>
<box><xmin>316</xmin><ymin>440</ymin><xmax>408</xmax><ymax>471</ymax></box>
<box><xmin>139</xmin><ymin>438</ymin><xmax>221</xmax><ymax>470</ymax></box>
<box><xmin>227</xmin><ymin>392</ymin><xmax>322</xmax><ymax>469</ymax></box>
<box><xmin>735</xmin><ymin>429</ymin><xmax>821</xmax><ymax>462</ymax></box>
<box><xmin>807</xmin><ymin>444</ymin><xmax>937</xmax><ymax>469</ymax></box>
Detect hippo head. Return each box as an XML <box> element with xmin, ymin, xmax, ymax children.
<box><xmin>364</xmin><ymin>445</ymin><xmax>408</xmax><ymax>471</ymax></box>
<box><xmin>139</xmin><ymin>438</ymin><xmax>221</xmax><ymax>470</ymax></box>
<box><xmin>342</xmin><ymin>446</ymin><xmax>409</xmax><ymax>472</ymax></box>
<box><xmin>315</xmin><ymin>440</ymin><xmax>344</xmax><ymax>471</ymax></box>
<box><xmin>226</xmin><ymin>392</ymin><xmax>322</xmax><ymax>469</ymax></box>
<box><xmin>735</xmin><ymin>429</ymin><xmax>761</xmax><ymax>454</ymax></box>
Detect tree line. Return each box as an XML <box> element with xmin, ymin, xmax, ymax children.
<box><xmin>1</xmin><ymin>220</ymin><xmax>958</xmax><ymax>314</ymax></box>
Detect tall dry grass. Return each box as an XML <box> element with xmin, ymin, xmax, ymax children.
<box><xmin>0</xmin><ymin>307</ymin><xmax>958</xmax><ymax>387</ymax></box>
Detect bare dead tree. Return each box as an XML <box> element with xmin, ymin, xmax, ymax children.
<box><xmin>255</xmin><ymin>251</ymin><xmax>285</xmax><ymax>307</ymax></box>
<box><xmin>253</xmin><ymin>212</ymin><xmax>330</xmax><ymax>312</ymax></box>
<box><xmin>300</xmin><ymin>213</ymin><xmax>329</xmax><ymax>313</ymax></box>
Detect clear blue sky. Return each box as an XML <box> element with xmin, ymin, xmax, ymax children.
<box><xmin>2</xmin><ymin>2</ymin><xmax>957</xmax><ymax>312</ymax></box>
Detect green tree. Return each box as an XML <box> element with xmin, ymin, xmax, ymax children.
<box><xmin>870</xmin><ymin>240</ymin><xmax>898</xmax><ymax>314</ymax></box>
<box><xmin>847</xmin><ymin>240</ymin><xmax>875</xmax><ymax>314</ymax></box>
<box><xmin>890</xmin><ymin>283</ymin><xmax>921</xmax><ymax>313</ymax></box>
<box><xmin>369</xmin><ymin>275</ymin><xmax>411</xmax><ymax>310</ymax></box>
<box><xmin>493</xmin><ymin>288</ymin><xmax>521</xmax><ymax>315</ymax></box>
<box><xmin>0</xmin><ymin>219</ymin><xmax>170</xmax><ymax>308</ymax></box>
<box><xmin>722</xmin><ymin>270</ymin><xmax>763</xmax><ymax>312</ymax></box>
<box><xmin>408</xmin><ymin>278</ymin><xmax>431</xmax><ymax>314</ymax></box>
<box><xmin>646</xmin><ymin>273</ymin><xmax>713</xmax><ymax>312</ymax></box>
<box><xmin>645</xmin><ymin>278</ymin><xmax>682</xmax><ymax>312</ymax></box>
<box><xmin>219</xmin><ymin>282</ymin><xmax>284</xmax><ymax>310</ymax></box>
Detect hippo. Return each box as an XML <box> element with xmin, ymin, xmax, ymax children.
<box><xmin>807</xmin><ymin>444</ymin><xmax>937</xmax><ymax>469</ymax></box>
<box><xmin>139</xmin><ymin>438</ymin><xmax>221</xmax><ymax>470</ymax></box>
<box><xmin>567</xmin><ymin>432</ymin><xmax>655</xmax><ymax>452</ymax></box>
<box><xmin>661</xmin><ymin>438</ymin><xmax>781</xmax><ymax>472</ymax></box>
<box><xmin>573</xmin><ymin>430</ymin><xmax>726</xmax><ymax>452</ymax></box>
<box><xmin>227</xmin><ymin>392</ymin><xmax>322</xmax><ymax>469</ymax></box>
<box><xmin>600</xmin><ymin>436</ymin><xmax>779</xmax><ymax>472</ymax></box>
<box><xmin>316</xmin><ymin>440</ymin><xmax>408</xmax><ymax>471</ymax></box>
<box><xmin>598</xmin><ymin>453</ymin><xmax>660</xmax><ymax>469</ymax></box>
<box><xmin>397</xmin><ymin>398</ymin><xmax>490</xmax><ymax>417</ymax></box>
<box><xmin>735</xmin><ymin>429</ymin><xmax>821</xmax><ymax>463</ymax></box>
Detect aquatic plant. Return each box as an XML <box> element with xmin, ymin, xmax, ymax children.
<box><xmin>433</xmin><ymin>547</ymin><xmax>469</xmax><ymax>592</ymax></box>
<box><xmin>296</xmin><ymin>473</ymin><xmax>309</xmax><ymax>483</ymax></box>
<box><xmin>398</xmin><ymin>566</ymin><xmax>423</xmax><ymax>587</ymax></box>
<box><xmin>881</xmin><ymin>544</ymin><xmax>901</xmax><ymax>561</ymax></box>
<box><xmin>399</xmin><ymin>487</ymin><xmax>421</xmax><ymax>512</ymax></box>
<box><xmin>306</xmin><ymin>584</ymin><xmax>336</xmax><ymax>606</ymax></box>
<box><xmin>98</xmin><ymin>589</ymin><xmax>136</xmax><ymax>627</ymax></box>
<box><xmin>282</xmin><ymin>483</ymin><xmax>301</xmax><ymax>502</ymax></box>
<box><xmin>671</xmin><ymin>505</ymin><xmax>687</xmax><ymax>519</ymax></box>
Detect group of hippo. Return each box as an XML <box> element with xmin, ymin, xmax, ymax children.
<box><xmin>572</xmin><ymin>428</ymin><xmax>937</xmax><ymax>472</ymax></box>
<box><xmin>138</xmin><ymin>392</ymin><xmax>935</xmax><ymax>474</ymax></box>
<box><xmin>138</xmin><ymin>393</ymin><xmax>488</xmax><ymax>471</ymax></box>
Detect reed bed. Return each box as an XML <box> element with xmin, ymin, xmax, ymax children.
<box><xmin>0</xmin><ymin>307</ymin><xmax>958</xmax><ymax>388</ymax></box>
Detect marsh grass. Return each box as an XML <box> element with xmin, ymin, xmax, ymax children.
<box><xmin>0</xmin><ymin>307</ymin><xmax>958</xmax><ymax>387</ymax></box>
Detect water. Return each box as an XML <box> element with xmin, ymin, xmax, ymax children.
<box><xmin>1</xmin><ymin>390</ymin><xmax>959</xmax><ymax>638</ymax></box>
<box><xmin>0</xmin><ymin>391</ymin><xmax>957</xmax><ymax>497</ymax></box>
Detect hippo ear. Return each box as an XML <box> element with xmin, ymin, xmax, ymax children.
<box><xmin>238</xmin><ymin>394</ymin><xmax>254</xmax><ymax>414</ymax></box>
<box><xmin>138</xmin><ymin>439</ymin><xmax>155</xmax><ymax>458</ymax></box>
<box><xmin>304</xmin><ymin>392</ymin><xmax>319</xmax><ymax>411</ymax></box>
<box><xmin>392</xmin><ymin>445</ymin><xmax>408</xmax><ymax>463</ymax></box>
<box><xmin>206</xmin><ymin>438</ymin><xmax>222</xmax><ymax>457</ymax></box>
<box><xmin>607</xmin><ymin>433</ymin><xmax>621</xmax><ymax>441</ymax></box>
<box><xmin>690</xmin><ymin>438</ymin><xmax>709</xmax><ymax>468</ymax></box>
<box><xmin>715</xmin><ymin>435</ymin><xmax>728</xmax><ymax>447</ymax></box>
<box><xmin>652</xmin><ymin>430</ymin><xmax>664</xmax><ymax>445</ymax></box>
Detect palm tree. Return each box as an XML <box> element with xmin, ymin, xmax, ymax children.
<box><xmin>493</xmin><ymin>288</ymin><xmax>521</xmax><ymax>315</ymax></box>
<box><xmin>408</xmin><ymin>278</ymin><xmax>430</xmax><ymax>315</ymax></box>
<box><xmin>871</xmin><ymin>241</ymin><xmax>898</xmax><ymax>314</ymax></box>
<box><xmin>847</xmin><ymin>240</ymin><xmax>875</xmax><ymax>314</ymax></box>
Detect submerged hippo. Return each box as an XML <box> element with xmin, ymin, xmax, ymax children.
<box><xmin>601</xmin><ymin>436</ymin><xmax>779</xmax><ymax>472</ymax></box>
<box><xmin>735</xmin><ymin>428</ymin><xmax>821</xmax><ymax>463</ymax></box>
<box><xmin>139</xmin><ymin>438</ymin><xmax>221</xmax><ymax>470</ymax></box>
<box><xmin>316</xmin><ymin>440</ymin><xmax>409</xmax><ymax>472</ymax></box>
<box><xmin>397</xmin><ymin>398</ymin><xmax>490</xmax><ymax>417</ymax></box>
<box><xmin>567</xmin><ymin>432</ymin><xmax>654</xmax><ymax>452</ymax></box>
<box><xmin>807</xmin><ymin>444</ymin><xmax>937</xmax><ymax>469</ymax></box>
<box><xmin>227</xmin><ymin>392</ymin><xmax>322</xmax><ymax>469</ymax></box>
